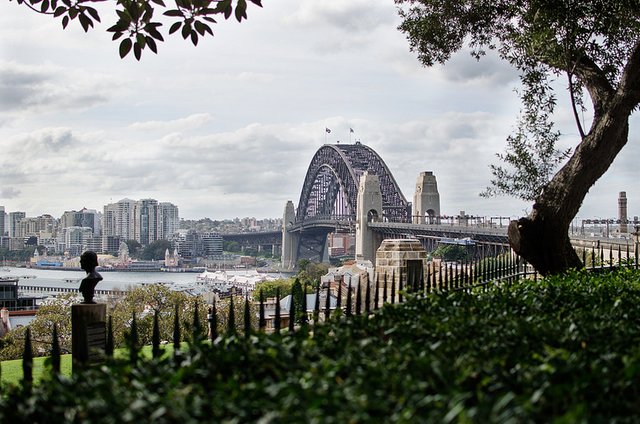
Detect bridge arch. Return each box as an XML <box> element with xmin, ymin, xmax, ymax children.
<box><xmin>296</xmin><ymin>143</ymin><xmax>410</xmax><ymax>223</ymax></box>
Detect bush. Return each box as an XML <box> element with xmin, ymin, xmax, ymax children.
<box><xmin>2</xmin><ymin>269</ymin><xmax>640</xmax><ymax>422</ymax></box>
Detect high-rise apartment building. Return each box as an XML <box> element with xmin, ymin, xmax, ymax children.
<box><xmin>134</xmin><ymin>199</ymin><xmax>159</xmax><ymax>246</ymax></box>
<box><xmin>103</xmin><ymin>198</ymin><xmax>179</xmax><ymax>248</ymax></box>
<box><xmin>16</xmin><ymin>215</ymin><xmax>57</xmax><ymax>238</ymax></box>
<box><xmin>0</xmin><ymin>206</ymin><xmax>5</xmax><ymax>236</ymax></box>
<box><xmin>8</xmin><ymin>212</ymin><xmax>25</xmax><ymax>238</ymax></box>
<box><xmin>158</xmin><ymin>202</ymin><xmax>180</xmax><ymax>240</ymax></box>
<box><xmin>60</xmin><ymin>208</ymin><xmax>101</xmax><ymax>236</ymax></box>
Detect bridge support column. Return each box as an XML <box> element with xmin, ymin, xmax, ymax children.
<box><xmin>282</xmin><ymin>201</ymin><xmax>299</xmax><ymax>270</ymax></box>
<box><xmin>356</xmin><ymin>172</ymin><xmax>383</xmax><ymax>262</ymax></box>
<box><xmin>413</xmin><ymin>171</ymin><xmax>440</xmax><ymax>224</ymax></box>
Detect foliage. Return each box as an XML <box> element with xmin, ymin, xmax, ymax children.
<box><xmin>139</xmin><ymin>239</ymin><xmax>172</xmax><ymax>260</ymax></box>
<box><xmin>396</xmin><ymin>0</ymin><xmax>639</xmax><ymax>201</ymax></box>
<box><xmin>0</xmin><ymin>247</ymin><xmax>38</xmax><ymax>263</ymax></box>
<box><xmin>124</xmin><ymin>239</ymin><xmax>142</xmax><ymax>258</ymax></box>
<box><xmin>432</xmin><ymin>244</ymin><xmax>470</xmax><ymax>262</ymax></box>
<box><xmin>2</xmin><ymin>269</ymin><xmax>640</xmax><ymax>421</ymax></box>
<box><xmin>252</xmin><ymin>278</ymin><xmax>293</xmax><ymax>301</ymax></box>
<box><xmin>223</xmin><ymin>240</ymin><xmax>241</xmax><ymax>253</ymax></box>
<box><xmin>0</xmin><ymin>294</ymin><xmax>76</xmax><ymax>361</ymax></box>
<box><xmin>296</xmin><ymin>259</ymin><xmax>329</xmax><ymax>287</ymax></box>
<box><xmin>0</xmin><ymin>285</ymin><xmax>206</xmax><ymax>360</ymax></box>
<box><xmin>12</xmin><ymin>0</ymin><xmax>263</xmax><ymax>60</ymax></box>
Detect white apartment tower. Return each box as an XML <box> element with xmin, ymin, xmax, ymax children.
<box><xmin>103</xmin><ymin>198</ymin><xmax>179</xmax><ymax>247</ymax></box>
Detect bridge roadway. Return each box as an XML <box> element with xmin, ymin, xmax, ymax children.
<box><xmin>223</xmin><ymin>221</ymin><xmax>637</xmax><ymax>255</ymax></box>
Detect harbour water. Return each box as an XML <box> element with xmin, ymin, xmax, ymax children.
<box><xmin>2</xmin><ymin>266</ymin><xmax>218</xmax><ymax>292</ymax></box>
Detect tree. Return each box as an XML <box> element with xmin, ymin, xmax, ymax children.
<box><xmin>125</xmin><ymin>239</ymin><xmax>142</xmax><ymax>258</ymax></box>
<box><xmin>251</xmin><ymin>278</ymin><xmax>293</xmax><ymax>301</ymax></box>
<box><xmin>140</xmin><ymin>239</ymin><xmax>172</xmax><ymax>260</ymax></box>
<box><xmin>12</xmin><ymin>0</ymin><xmax>262</xmax><ymax>60</ymax></box>
<box><xmin>396</xmin><ymin>0</ymin><xmax>640</xmax><ymax>275</ymax></box>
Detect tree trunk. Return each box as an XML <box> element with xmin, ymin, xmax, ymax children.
<box><xmin>509</xmin><ymin>92</ymin><xmax>635</xmax><ymax>276</ymax></box>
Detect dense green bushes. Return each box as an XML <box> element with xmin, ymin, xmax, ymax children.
<box><xmin>2</xmin><ymin>269</ymin><xmax>640</xmax><ymax>422</ymax></box>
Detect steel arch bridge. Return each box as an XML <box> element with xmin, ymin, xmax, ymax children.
<box><xmin>295</xmin><ymin>142</ymin><xmax>410</xmax><ymax>224</ymax></box>
<box><xmin>286</xmin><ymin>142</ymin><xmax>411</xmax><ymax>262</ymax></box>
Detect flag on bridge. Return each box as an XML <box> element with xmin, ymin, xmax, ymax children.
<box><xmin>325</xmin><ymin>127</ymin><xmax>331</xmax><ymax>133</ymax></box>
<box><xmin>350</xmin><ymin>128</ymin><xmax>354</xmax><ymax>133</ymax></box>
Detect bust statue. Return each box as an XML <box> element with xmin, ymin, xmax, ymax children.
<box><xmin>79</xmin><ymin>251</ymin><xmax>103</xmax><ymax>304</ymax></box>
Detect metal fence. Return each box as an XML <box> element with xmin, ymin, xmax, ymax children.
<box><xmin>9</xmin><ymin>241</ymin><xmax>640</xmax><ymax>388</ymax></box>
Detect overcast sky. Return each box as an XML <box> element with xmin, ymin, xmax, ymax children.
<box><xmin>1</xmin><ymin>1</ymin><xmax>638</xmax><ymax>223</ymax></box>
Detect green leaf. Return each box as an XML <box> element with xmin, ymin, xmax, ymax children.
<box><xmin>163</xmin><ymin>9</ymin><xmax>184</xmax><ymax>17</ymax></box>
<box><xmin>134</xmin><ymin>42</ymin><xmax>142</xmax><ymax>60</ymax></box>
<box><xmin>40</xmin><ymin>0</ymin><xmax>49</xmax><ymax>13</ymax></box>
<box><xmin>168</xmin><ymin>21</ymin><xmax>181</xmax><ymax>35</ymax></box>
<box><xmin>78</xmin><ymin>13</ymin><xmax>93</xmax><ymax>32</ymax></box>
<box><xmin>86</xmin><ymin>6</ymin><xmax>100</xmax><ymax>22</ymax></box>
<box><xmin>53</xmin><ymin>6</ymin><xmax>65</xmax><ymax>16</ymax></box>
<box><xmin>119</xmin><ymin>38</ymin><xmax>133</xmax><ymax>59</ymax></box>
<box><xmin>190</xmin><ymin>30</ymin><xmax>198</xmax><ymax>46</ymax></box>
<box><xmin>181</xmin><ymin>21</ymin><xmax>191</xmax><ymax>39</ymax></box>
<box><xmin>146</xmin><ymin>36</ymin><xmax>158</xmax><ymax>54</ymax></box>
<box><xmin>235</xmin><ymin>0</ymin><xmax>247</xmax><ymax>22</ymax></box>
<box><xmin>61</xmin><ymin>15</ymin><xmax>69</xmax><ymax>29</ymax></box>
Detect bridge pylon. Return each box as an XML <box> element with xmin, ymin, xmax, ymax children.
<box><xmin>413</xmin><ymin>171</ymin><xmax>440</xmax><ymax>224</ymax></box>
<box><xmin>355</xmin><ymin>171</ymin><xmax>384</xmax><ymax>262</ymax></box>
<box><xmin>281</xmin><ymin>200</ymin><xmax>299</xmax><ymax>270</ymax></box>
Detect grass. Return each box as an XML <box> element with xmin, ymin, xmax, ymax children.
<box><xmin>1</xmin><ymin>345</ymin><xmax>173</xmax><ymax>387</ymax></box>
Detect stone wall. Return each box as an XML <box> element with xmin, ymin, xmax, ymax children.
<box><xmin>374</xmin><ymin>239</ymin><xmax>427</xmax><ymax>304</ymax></box>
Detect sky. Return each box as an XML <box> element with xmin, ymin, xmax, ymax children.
<box><xmin>0</xmin><ymin>0</ymin><xmax>638</xmax><ymax>223</ymax></box>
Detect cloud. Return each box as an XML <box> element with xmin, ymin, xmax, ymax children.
<box><xmin>128</xmin><ymin>113</ymin><xmax>214</xmax><ymax>132</ymax></box>
<box><xmin>0</xmin><ymin>62</ymin><xmax>110</xmax><ymax>114</ymax></box>
<box><xmin>0</xmin><ymin>187</ymin><xmax>21</xmax><ymax>199</ymax></box>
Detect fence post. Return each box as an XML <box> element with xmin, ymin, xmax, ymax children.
<box><xmin>152</xmin><ymin>310</ymin><xmax>161</xmax><ymax>359</ymax></box>
<box><xmin>313</xmin><ymin>283</ymin><xmax>320</xmax><ymax>325</ymax></box>
<box><xmin>209</xmin><ymin>300</ymin><xmax>218</xmax><ymax>341</ymax></box>
<box><xmin>173</xmin><ymin>304</ymin><xmax>181</xmax><ymax>363</ymax></box>
<box><xmin>346</xmin><ymin>280</ymin><xmax>352</xmax><ymax>317</ymax></box>
<box><xmin>192</xmin><ymin>301</ymin><xmax>201</xmax><ymax>340</ymax></box>
<box><xmin>336</xmin><ymin>279</ymin><xmax>342</xmax><ymax>310</ymax></box>
<box><xmin>324</xmin><ymin>284</ymin><xmax>331</xmax><ymax>322</ymax></box>
<box><xmin>274</xmin><ymin>289</ymin><xmax>282</xmax><ymax>332</ymax></box>
<box><xmin>355</xmin><ymin>281</ymin><xmax>362</xmax><ymax>315</ymax></box>
<box><xmin>259</xmin><ymin>290</ymin><xmax>266</xmax><ymax>332</ymax></box>
<box><xmin>226</xmin><ymin>295</ymin><xmax>236</xmax><ymax>336</ymax></box>
<box><xmin>288</xmin><ymin>290</ymin><xmax>296</xmax><ymax>333</ymax></box>
<box><xmin>244</xmin><ymin>294</ymin><xmax>251</xmax><ymax>337</ymax></box>
<box><xmin>365</xmin><ymin>275</ymin><xmax>371</xmax><ymax>315</ymax></box>
<box><xmin>301</xmin><ymin>283</ymin><xmax>308</xmax><ymax>329</ymax></box>
<box><xmin>129</xmin><ymin>312</ymin><xmax>138</xmax><ymax>364</ymax></box>
<box><xmin>383</xmin><ymin>273</ymin><xmax>388</xmax><ymax>304</ymax></box>
<box><xmin>22</xmin><ymin>327</ymin><xmax>33</xmax><ymax>390</ymax></box>
<box><xmin>106</xmin><ymin>315</ymin><xmax>114</xmax><ymax>357</ymax></box>
<box><xmin>49</xmin><ymin>324</ymin><xmax>60</xmax><ymax>375</ymax></box>
<box><xmin>398</xmin><ymin>269</ymin><xmax>403</xmax><ymax>303</ymax></box>
<box><xmin>391</xmin><ymin>270</ymin><xmax>396</xmax><ymax>303</ymax></box>
<box><xmin>373</xmin><ymin>275</ymin><xmax>379</xmax><ymax>309</ymax></box>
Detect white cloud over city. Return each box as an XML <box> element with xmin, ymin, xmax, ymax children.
<box><xmin>0</xmin><ymin>1</ymin><xmax>638</xmax><ymax>222</ymax></box>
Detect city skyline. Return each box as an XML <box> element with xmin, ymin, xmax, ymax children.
<box><xmin>1</xmin><ymin>1</ymin><xmax>638</xmax><ymax>222</ymax></box>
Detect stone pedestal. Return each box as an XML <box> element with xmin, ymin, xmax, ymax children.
<box><xmin>72</xmin><ymin>303</ymin><xmax>106</xmax><ymax>370</ymax></box>
<box><xmin>375</xmin><ymin>239</ymin><xmax>427</xmax><ymax>305</ymax></box>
